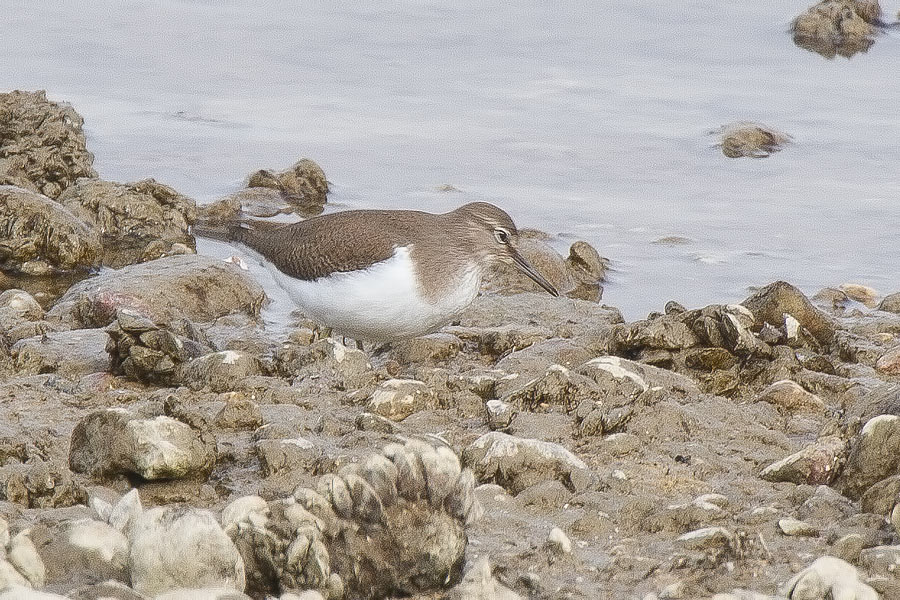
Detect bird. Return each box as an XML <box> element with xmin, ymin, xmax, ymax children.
<box><xmin>200</xmin><ymin>202</ymin><xmax>559</xmax><ymax>342</ymax></box>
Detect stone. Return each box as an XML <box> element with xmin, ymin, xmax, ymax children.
<box><xmin>716</xmin><ymin>122</ymin><xmax>790</xmax><ymax>158</ymax></box>
<box><xmin>0</xmin><ymin>90</ymin><xmax>97</xmax><ymax>198</ymax></box>
<box><xmin>180</xmin><ymin>350</ymin><xmax>265</xmax><ymax>392</ymax></box>
<box><xmin>366</xmin><ymin>379</ymin><xmax>433</xmax><ymax>422</ymax></box>
<box><xmin>0</xmin><ymin>289</ymin><xmax>43</xmax><ymax>320</ymax></box>
<box><xmin>462</xmin><ymin>431</ymin><xmax>593</xmax><ymax>494</ymax></box>
<box><xmin>861</xmin><ymin>475</ymin><xmax>900</xmax><ymax>515</ymax></box>
<box><xmin>482</xmin><ymin>234</ymin><xmax>574</xmax><ymax>297</ymax></box>
<box><xmin>0</xmin><ymin>185</ymin><xmax>100</xmax><ymax>272</ymax></box>
<box><xmin>388</xmin><ymin>332</ymin><xmax>462</xmax><ymax>364</ymax></box>
<box><xmin>778</xmin><ymin>517</ymin><xmax>819</xmax><ymax>537</ymax></box>
<box><xmin>485</xmin><ymin>399</ymin><xmax>516</xmax><ymax>431</ymax></box>
<box><xmin>878</xmin><ymin>292</ymin><xmax>900</xmax><ymax>314</ymax></box>
<box><xmin>11</xmin><ymin>329</ymin><xmax>109</xmax><ymax>379</ymax></box>
<box><xmin>741</xmin><ymin>281</ymin><xmax>835</xmax><ymax>346</ymax></box>
<box><xmin>130</xmin><ymin>506</ymin><xmax>245</xmax><ymax>597</ymax></box>
<box><xmin>6</xmin><ymin>529</ymin><xmax>46</xmax><ymax>588</ymax></box>
<box><xmin>255</xmin><ymin>437</ymin><xmax>322</xmax><ymax>477</ymax></box>
<box><xmin>780</xmin><ymin>556</ymin><xmax>877</xmax><ymax>599</ymax></box>
<box><xmin>676</xmin><ymin>527</ymin><xmax>735</xmax><ymax>551</ymax></box>
<box><xmin>354</xmin><ymin>412</ymin><xmax>399</xmax><ymax>434</ymax></box>
<box><xmin>66</xmin><ymin>580</ymin><xmax>147</xmax><ymax>600</ymax></box>
<box><xmin>858</xmin><ymin>545</ymin><xmax>900</xmax><ymax>588</ymax></box>
<box><xmin>57</xmin><ymin>178</ymin><xmax>197</xmax><ymax>268</ymax></box>
<box><xmin>840</xmin><ymin>283</ymin><xmax>880</xmax><ymax>308</ymax></box>
<box><xmin>753</xmin><ymin>380</ymin><xmax>826</xmax><ymax>415</ymax></box>
<box><xmin>759</xmin><ymin>436</ymin><xmax>846</xmax><ymax>486</ymax></box>
<box><xmin>246</xmin><ymin>158</ymin><xmax>328</xmax><ymax>209</ymax></box>
<box><xmin>30</xmin><ymin>518</ymin><xmax>129</xmax><ymax>587</ymax></box>
<box><xmin>447</xmin><ymin>557</ymin><xmax>523</xmax><ymax>600</ymax></box>
<box><xmin>837</xmin><ymin>414</ymin><xmax>900</xmax><ymax>499</ymax></box>
<box><xmin>153</xmin><ymin>589</ymin><xmax>251</xmax><ymax>600</ymax></box>
<box><xmin>792</xmin><ymin>0</ymin><xmax>876</xmax><ymax>58</ymax></box>
<box><xmin>214</xmin><ymin>395</ymin><xmax>264</xmax><ymax>431</ymax></box>
<box><xmin>69</xmin><ymin>408</ymin><xmax>216</xmax><ymax>480</ymax></box>
<box><xmin>875</xmin><ymin>346</ymin><xmax>900</xmax><ymax>376</ymax></box>
<box><xmin>47</xmin><ymin>254</ymin><xmax>266</xmax><ymax>329</ymax></box>
<box><xmin>547</xmin><ymin>527</ymin><xmax>572</xmax><ymax>555</ymax></box>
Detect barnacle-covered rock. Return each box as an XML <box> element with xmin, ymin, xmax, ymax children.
<box><xmin>715</xmin><ymin>122</ymin><xmax>791</xmax><ymax>159</ymax></box>
<box><xmin>246</xmin><ymin>158</ymin><xmax>328</xmax><ymax>212</ymax></box>
<box><xmin>792</xmin><ymin>0</ymin><xmax>877</xmax><ymax>58</ymax></box>
<box><xmin>229</xmin><ymin>438</ymin><xmax>480</xmax><ymax>599</ymax></box>
<box><xmin>0</xmin><ymin>185</ymin><xmax>100</xmax><ymax>273</ymax></box>
<box><xmin>57</xmin><ymin>178</ymin><xmax>197</xmax><ymax>268</ymax></box>
<box><xmin>0</xmin><ymin>90</ymin><xmax>97</xmax><ymax>198</ymax></box>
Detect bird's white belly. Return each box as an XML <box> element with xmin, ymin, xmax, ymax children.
<box><xmin>266</xmin><ymin>247</ymin><xmax>480</xmax><ymax>341</ymax></box>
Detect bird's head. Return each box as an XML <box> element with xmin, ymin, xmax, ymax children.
<box><xmin>453</xmin><ymin>202</ymin><xmax>559</xmax><ymax>297</ymax></box>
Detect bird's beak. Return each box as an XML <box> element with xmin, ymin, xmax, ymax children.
<box><xmin>509</xmin><ymin>247</ymin><xmax>559</xmax><ymax>297</ymax></box>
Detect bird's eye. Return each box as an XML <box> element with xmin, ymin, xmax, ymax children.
<box><xmin>494</xmin><ymin>228</ymin><xmax>510</xmax><ymax>244</ymax></box>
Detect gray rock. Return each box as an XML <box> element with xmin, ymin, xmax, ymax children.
<box><xmin>130</xmin><ymin>506</ymin><xmax>245</xmax><ymax>597</ymax></box>
<box><xmin>69</xmin><ymin>408</ymin><xmax>216</xmax><ymax>480</ymax></box>
<box><xmin>47</xmin><ymin>254</ymin><xmax>265</xmax><ymax>329</ymax></box>
<box><xmin>214</xmin><ymin>395</ymin><xmax>264</xmax><ymax>431</ymax></box>
<box><xmin>878</xmin><ymin>292</ymin><xmax>900</xmax><ymax>314</ymax></box>
<box><xmin>462</xmin><ymin>431</ymin><xmax>593</xmax><ymax>494</ymax></box>
<box><xmin>255</xmin><ymin>437</ymin><xmax>322</xmax><ymax>478</ymax></box>
<box><xmin>753</xmin><ymin>380</ymin><xmax>825</xmax><ymax>415</ymax></box>
<box><xmin>66</xmin><ymin>580</ymin><xmax>147</xmax><ymax>600</ymax></box>
<box><xmin>860</xmin><ymin>475</ymin><xmax>900</xmax><ymax>516</ymax></box>
<box><xmin>11</xmin><ymin>329</ymin><xmax>109</xmax><ymax>378</ymax></box>
<box><xmin>485</xmin><ymin>399</ymin><xmax>516</xmax><ymax>431</ymax></box>
<box><xmin>366</xmin><ymin>379</ymin><xmax>433</xmax><ymax>422</ymax></box>
<box><xmin>57</xmin><ymin>178</ymin><xmax>197</xmax><ymax>268</ymax></box>
<box><xmin>741</xmin><ymin>281</ymin><xmax>835</xmax><ymax>346</ymax></box>
<box><xmin>446</xmin><ymin>557</ymin><xmax>522</xmax><ymax>600</ymax></box>
<box><xmin>354</xmin><ymin>412</ymin><xmax>399</xmax><ymax>434</ymax></box>
<box><xmin>546</xmin><ymin>526</ymin><xmax>572</xmax><ymax>555</ymax></box>
<box><xmin>388</xmin><ymin>332</ymin><xmax>462</xmax><ymax>364</ymax></box>
<box><xmin>6</xmin><ymin>529</ymin><xmax>46</xmax><ymax>588</ymax></box>
<box><xmin>676</xmin><ymin>526</ymin><xmax>735</xmax><ymax>551</ymax></box>
<box><xmin>0</xmin><ymin>185</ymin><xmax>100</xmax><ymax>273</ymax></box>
<box><xmin>30</xmin><ymin>518</ymin><xmax>129</xmax><ymax>587</ymax></box>
<box><xmin>180</xmin><ymin>350</ymin><xmax>265</xmax><ymax>392</ymax></box>
<box><xmin>793</xmin><ymin>0</ymin><xmax>876</xmax><ymax>59</ymax></box>
<box><xmin>0</xmin><ymin>90</ymin><xmax>97</xmax><ymax>198</ymax></box>
<box><xmin>778</xmin><ymin>517</ymin><xmax>819</xmax><ymax>537</ymax></box>
<box><xmin>837</xmin><ymin>414</ymin><xmax>900</xmax><ymax>499</ymax></box>
<box><xmin>780</xmin><ymin>555</ymin><xmax>878</xmax><ymax>599</ymax></box>
<box><xmin>759</xmin><ymin>436</ymin><xmax>846</xmax><ymax>486</ymax></box>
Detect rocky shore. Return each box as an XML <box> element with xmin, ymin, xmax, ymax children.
<box><xmin>1</xmin><ymin>89</ymin><xmax>900</xmax><ymax>600</ymax></box>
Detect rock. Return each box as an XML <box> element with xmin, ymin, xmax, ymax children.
<box><xmin>792</xmin><ymin>0</ymin><xmax>876</xmax><ymax>58</ymax></box>
<box><xmin>246</xmin><ymin>158</ymin><xmax>328</xmax><ymax>210</ymax></box>
<box><xmin>840</xmin><ymin>283</ymin><xmax>880</xmax><ymax>308</ymax></box>
<box><xmin>676</xmin><ymin>527</ymin><xmax>735</xmax><ymax>551</ymax></box>
<box><xmin>214</xmin><ymin>395</ymin><xmax>264</xmax><ymax>431</ymax></box>
<box><xmin>858</xmin><ymin>546</ymin><xmax>900</xmax><ymax>589</ymax></box>
<box><xmin>66</xmin><ymin>580</ymin><xmax>147</xmax><ymax>600</ymax></box>
<box><xmin>861</xmin><ymin>475</ymin><xmax>900</xmax><ymax>515</ymax></box>
<box><xmin>547</xmin><ymin>526</ymin><xmax>572</xmax><ymax>555</ymax></box>
<box><xmin>0</xmin><ymin>588</ymin><xmax>68</xmax><ymax>600</ymax></box>
<box><xmin>354</xmin><ymin>412</ymin><xmax>399</xmax><ymax>434</ymax></box>
<box><xmin>69</xmin><ymin>408</ymin><xmax>216</xmax><ymax>480</ymax></box>
<box><xmin>232</xmin><ymin>438</ymin><xmax>480</xmax><ymax>599</ymax></box>
<box><xmin>0</xmin><ymin>289</ymin><xmax>43</xmax><ymax>321</ymax></box>
<box><xmin>48</xmin><ymin>254</ymin><xmax>266</xmax><ymax>328</ymax></box>
<box><xmin>878</xmin><ymin>292</ymin><xmax>900</xmax><ymax>314</ymax></box>
<box><xmin>388</xmin><ymin>332</ymin><xmax>462</xmax><ymax>364</ymax></box>
<box><xmin>566</xmin><ymin>240</ymin><xmax>608</xmax><ymax>287</ymax></box>
<box><xmin>154</xmin><ymin>589</ymin><xmax>251</xmax><ymax>600</ymax></box>
<box><xmin>198</xmin><ymin>187</ymin><xmax>317</xmax><ymax>226</ymax></box>
<box><xmin>0</xmin><ymin>90</ymin><xmax>97</xmax><ymax>198</ymax></box>
<box><xmin>11</xmin><ymin>329</ymin><xmax>109</xmax><ymax>378</ymax></box>
<box><xmin>180</xmin><ymin>350</ymin><xmax>265</xmax><ymax>392</ymax></box>
<box><xmin>366</xmin><ymin>379</ymin><xmax>433</xmax><ymax>422</ymax></box>
<box><xmin>30</xmin><ymin>518</ymin><xmax>129</xmax><ymax>587</ymax></box>
<box><xmin>759</xmin><ymin>436</ymin><xmax>846</xmax><ymax>485</ymax></box>
<box><xmin>741</xmin><ymin>281</ymin><xmax>835</xmax><ymax>346</ymax></box>
<box><xmin>778</xmin><ymin>517</ymin><xmax>819</xmax><ymax>537</ymax></box>
<box><xmin>5</xmin><ymin>529</ymin><xmax>46</xmax><ymax>588</ymax></box>
<box><xmin>255</xmin><ymin>436</ymin><xmax>322</xmax><ymax>478</ymax></box>
<box><xmin>837</xmin><ymin>414</ymin><xmax>900</xmax><ymax>499</ymax></box>
<box><xmin>130</xmin><ymin>506</ymin><xmax>246</xmax><ymax>597</ymax></box>
<box><xmin>875</xmin><ymin>346</ymin><xmax>900</xmax><ymax>375</ymax></box>
<box><xmin>753</xmin><ymin>380</ymin><xmax>826</xmax><ymax>415</ymax></box>
<box><xmin>482</xmin><ymin>234</ymin><xmax>574</xmax><ymax>297</ymax></box>
<box><xmin>833</xmin><ymin>533</ymin><xmax>866</xmax><ymax>564</ymax></box>
<box><xmin>462</xmin><ymin>431</ymin><xmax>593</xmax><ymax>494</ymax></box>
<box><xmin>57</xmin><ymin>178</ymin><xmax>197</xmax><ymax>267</ymax></box>
<box><xmin>716</xmin><ymin>122</ymin><xmax>790</xmax><ymax>158</ymax></box>
<box><xmin>0</xmin><ymin>185</ymin><xmax>100</xmax><ymax>272</ymax></box>
<box><xmin>447</xmin><ymin>557</ymin><xmax>523</xmax><ymax>600</ymax></box>
<box><xmin>485</xmin><ymin>399</ymin><xmax>516</xmax><ymax>431</ymax></box>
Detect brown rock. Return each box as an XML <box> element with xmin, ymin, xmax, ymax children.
<box><xmin>876</xmin><ymin>347</ymin><xmax>900</xmax><ymax>376</ymax></box>
<box><xmin>753</xmin><ymin>380</ymin><xmax>826</xmax><ymax>415</ymax></box>
<box><xmin>741</xmin><ymin>281</ymin><xmax>835</xmax><ymax>346</ymax></box>
<box><xmin>717</xmin><ymin>122</ymin><xmax>791</xmax><ymax>158</ymax></box>
<box><xmin>246</xmin><ymin>158</ymin><xmax>328</xmax><ymax>209</ymax></box>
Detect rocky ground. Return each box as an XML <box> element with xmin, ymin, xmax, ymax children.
<box><xmin>1</xmin><ymin>88</ymin><xmax>900</xmax><ymax>600</ymax></box>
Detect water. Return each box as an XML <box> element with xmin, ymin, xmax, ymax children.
<box><xmin>3</xmin><ymin>0</ymin><xmax>898</xmax><ymax>319</ymax></box>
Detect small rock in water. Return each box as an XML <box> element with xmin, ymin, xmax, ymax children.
<box><xmin>839</xmin><ymin>283</ymin><xmax>880</xmax><ymax>307</ymax></box>
<box><xmin>715</xmin><ymin>122</ymin><xmax>790</xmax><ymax>158</ymax></box>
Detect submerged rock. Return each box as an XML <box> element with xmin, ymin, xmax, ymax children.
<box><xmin>0</xmin><ymin>185</ymin><xmax>100</xmax><ymax>273</ymax></box>
<box><xmin>792</xmin><ymin>0</ymin><xmax>877</xmax><ymax>58</ymax></box>
<box><xmin>47</xmin><ymin>254</ymin><xmax>266</xmax><ymax>328</ymax></box>
<box><xmin>715</xmin><ymin>122</ymin><xmax>791</xmax><ymax>158</ymax></box>
<box><xmin>57</xmin><ymin>178</ymin><xmax>197</xmax><ymax>267</ymax></box>
<box><xmin>0</xmin><ymin>90</ymin><xmax>97</xmax><ymax>198</ymax></box>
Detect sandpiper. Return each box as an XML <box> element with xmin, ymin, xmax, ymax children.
<box><xmin>208</xmin><ymin>202</ymin><xmax>559</xmax><ymax>341</ymax></box>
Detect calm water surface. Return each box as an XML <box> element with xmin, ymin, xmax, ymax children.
<box><xmin>3</xmin><ymin>1</ymin><xmax>898</xmax><ymax>319</ymax></box>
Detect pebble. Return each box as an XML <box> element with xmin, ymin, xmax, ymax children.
<box><xmin>547</xmin><ymin>526</ymin><xmax>572</xmax><ymax>555</ymax></box>
<box><xmin>778</xmin><ymin>517</ymin><xmax>819</xmax><ymax>537</ymax></box>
